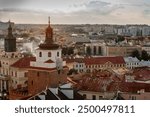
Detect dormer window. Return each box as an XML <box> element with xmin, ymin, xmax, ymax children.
<box><xmin>39</xmin><ymin>52</ymin><xmax>42</xmax><ymax>57</ymax></box>
<box><xmin>48</xmin><ymin>52</ymin><xmax>51</xmax><ymax>57</ymax></box>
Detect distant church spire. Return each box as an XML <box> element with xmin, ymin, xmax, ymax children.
<box><xmin>4</xmin><ymin>20</ymin><xmax>16</xmax><ymax>52</ymax></box>
<box><xmin>8</xmin><ymin>20</ymin><xmax>13</xmax><ymax>37</ymax></box>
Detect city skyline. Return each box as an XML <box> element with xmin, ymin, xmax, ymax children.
<box><xmin>0</xmin><ymin>0</ymin><xmax>150</xmax><ymax>24</ymax></box>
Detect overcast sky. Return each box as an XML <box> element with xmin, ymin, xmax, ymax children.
<box><xmin>0</xmin><ymin>0</ymin><xmax>150</xmax><ymax>24</ymax></box>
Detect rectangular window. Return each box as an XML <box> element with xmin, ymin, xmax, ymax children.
<box><xmin>57</xmin><ymin>52</ymin><xmax>59</xmax><ymax>57</ymax></box>
<box><xmin>99</xmin><ymin>96</ymin><xmax>103</xmax><ymax>99</ymax></box>
<box><xmin>15</xmin><ymin>72</ymin><xmax>17</xmax><ymax>77</ymax></box>
<box><xmin>24</xmin><ymin>72</ymin><xmax>28</xmax><ymax>77</ymax></box>
<box><xmin>12</xmin><ymin>71</ymin><xmax>13</xmax><ymax>76</ymax></box>
<box><xmin>83</xmin><ymin>94</ymin><xmax>86</xmax><ymax>99</ymax></box>
<box><xmin>92</xmin><ymin>95</ymin><xmax>96</xmax><ymax>100</ymax></box>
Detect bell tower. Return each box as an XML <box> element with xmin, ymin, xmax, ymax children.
<box><xmin>45</xmin><ymin>17</ymin><xmax>53</xmax><ymax>44</ymax></box>
<box><xmin>4</xmin><ymin>20</ymin><xmax>16</xmax><ymax>52</ymax></box>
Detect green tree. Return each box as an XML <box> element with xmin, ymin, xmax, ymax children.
<box><xmin>68</xmin><ymin>47</ymin><xmax>74</xmax><ymax>55</ymax></box>
<box><xmin>141</xmin><ymin>50</ymin><xmax>149</xmax><ymax>61</ymax></box>
<box><xmin>131</xmin><ymin>50</ymin><xmax>140</xmax><ymax>60</ymax></box>
<box><xmin>116</xmin><ymin>36</ymin><xmax>125</xmax><ymax>43</ymax></box>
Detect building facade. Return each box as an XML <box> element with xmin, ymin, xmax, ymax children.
<box><xmin>73</xmin><ymin>56</ymin><xmax>125</xmax><ymax>73</ymax></box>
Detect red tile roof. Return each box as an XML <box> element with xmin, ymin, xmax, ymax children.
<box><xmin>107</xmin><ymin>82</ymin><xmax>150</xmax><ymax>93</ymax></box>
<box><xmin>11</xmin><ymin>57</ymin><xmax>36</xmax><ymax>68</ymax></box>
<box><xmin>76</xmin><ymin>70</ymin><xmax>122</xmax><ymax>92</ymax></box>
<box><xmin>133</xmin><ymin>68</ymin><xmax>150</xmax><ymax>81</ymax></box>
<box><xmin>28</xmin><ymin>66</ymin><xmax>68</xmax><ymax>71</ymax></box>
<box><xmin>84</xmin><ymin>56</ymin><xmax>125</xmax><ymax>65</ymax></box>
<box><xmin>75</xmin><ymin>69</ymin><xmax>150</xmax><ymax>93</ymax></box>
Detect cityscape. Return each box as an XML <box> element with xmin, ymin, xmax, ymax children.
<box><xmin>0</xmin><ymin>0</ymin><xmax>150</xmax><ymax>100</ymax></box>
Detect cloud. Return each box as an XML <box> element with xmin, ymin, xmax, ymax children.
<box><xmin>0</xmin><ymin>0</ymin><xmax>26</xmax><ymax>7</ymax></box>
<box><xmin>85</xmin><ymin>1</ymin><xmax>110</xmax><ymax>9</ymax></box>
<box><xmin>0</xmin><ymin>0</ymin><xmax>149</xmax><ymax>24</ymax></box>
<box><xmin>72</xmin><ymin>1</ymin><xmax>124</xmax><ymax>15</ymax></box>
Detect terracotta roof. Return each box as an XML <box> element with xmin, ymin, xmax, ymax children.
<box><xmin>29</xmin><ymin>66</ymin><xmax>68</xmax><ymax>71</ymax></box>
<box><xmin>11</xmin><ymin>57</ymin><xmax>36</xmax><ymax>68</ymax></box>
<box><xmin>84</xmin><ymin>56</ymin><xmax>125</xmax><ymax>65</ymax></box>
<box><xmin>133</xmin><ymin>68</ymin><xmax>150</xmax><ymax>81</ymax></box>
<box><xmin>107</xmin><ymin>82</ymin><xmax>150</xmax><ymax>93</ymax></box>
<box><xmin>76</xmin><ymin>70</ymin><xmax>122</xmax><ymax>92</ymax></box>
<box><xmin>44</xmin><ymin>59</ymin><xmax>54</xmax><ymax>63</ymax></box>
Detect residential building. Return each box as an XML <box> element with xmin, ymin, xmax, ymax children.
<box><xmin>105</xmin><ymin>45</ymin><xmax>141</xmax><ymax>57</ymax></box>
<box><xmin>124</xmin><ymin>57</ymin><xmax>140</xmax><ymax>69</ymax></box>
<box><xmin>84</xmin><ymin>43</ymin><xmax>105</xmax><ymax>56</ymax></box>
<box><xmin>73</xmin><ymin>56</ymin><xmax>125</xmax><ymax>73</ymax></box>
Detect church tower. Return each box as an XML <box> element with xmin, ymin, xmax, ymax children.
<box><xmin>4</xmin><ymin>21</ymin><xmax>16</xmax><ymax>52</ymax></box>
<box><xmin>28</xmin><ymin>17</ymin><xmax>68</xmax><ymax>95</ymax></box>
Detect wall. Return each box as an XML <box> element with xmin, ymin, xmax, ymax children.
<box><xmin>28</xmin><ymin>67</ymin><xmax>68</xmax><ymax>95</ymax></box>
<box><xmin>79</xmin><ymin>91</ymin><xmax>115</xmax><ymax>100</ymax></box>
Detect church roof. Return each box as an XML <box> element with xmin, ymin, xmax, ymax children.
<box><xmin>11</xmin><ymin>57</ymin><xmax>36</xmax><ymax>68</ymax></box>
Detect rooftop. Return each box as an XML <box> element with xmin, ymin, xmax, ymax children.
<box><xmin>11</xmin><ymin>57</ymin><xmax>36</xmax><ymax>68</ymax></box>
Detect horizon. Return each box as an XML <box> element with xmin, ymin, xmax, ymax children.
<box><xmin>1</xmin><ymin>20</ymin><xmax>150</xmax><ymax>26</ymax></box>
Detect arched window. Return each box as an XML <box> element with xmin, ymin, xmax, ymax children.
<box><xmin>39</xmin><ymin>52</ymin><xmax>42</xmax><ymax>57</ymax></box>
<box><xmin>48</xmin><ymin>52</ymin><xmax>51</xmax><ymax>57</ymax></box>
<box><xmin>57</xmin><ymin>52</ymin><xmax>59</xmax><ymax>57</ymax></box>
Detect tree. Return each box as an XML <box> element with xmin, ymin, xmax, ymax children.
<box><xmin>68</xmin><ymin>47</ymin><xmax>74</xmax><ymax>55</ymax></box>
<box><xmin>131</xmin><ymin>50</ymin><xmax>140</xmax><ymax>60</ymax></box>
<box><xmin>116</xmin><ymin>36</ymin><xmax>125</xmax><ymax>43</ymax></box>
<box><xmin>62</xmin><ymin>47</ymin><xmax>68</xmax><ymax>55</ymax></box>
<box><xmin>141</xmin><ymin>50</ymin><xmax>149</xmax><ymax>61</ymax></box>
<box><xmin>67</xmin><ymin>69</ymin><xmax>78</xmax><ymax>75</ymax></box>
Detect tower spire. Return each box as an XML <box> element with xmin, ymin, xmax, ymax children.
<box><xmin>8</xmin><ymin>20</ymin><xmax>12</xmax><ymax>36</ymax></box>
<box><xmin>39</xmin><ymin>16</ymin><xmax>59</xmax><ymax>50</ymax></box>
<box><xmin>48</xmin><ymin>16</ymin><xmax>50</xmax><ymax>25</ymax></box>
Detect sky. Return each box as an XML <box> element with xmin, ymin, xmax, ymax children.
<box><xmin>0</xmin><ymin>0</ymin><xmax>150</xmax><ymax>24</ymax></box>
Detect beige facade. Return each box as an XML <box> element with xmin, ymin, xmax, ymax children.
<box><xmin>0</xmin><ymin>52</ymin><xmax>23</xmax><ymax>92</ymax></box>
<box><xmin>106</xmin><ymin>46</ymin><xmax>141</xmax><ymax>56</ymax></box>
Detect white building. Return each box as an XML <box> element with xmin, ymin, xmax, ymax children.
<box><xmin>124</xmin><ymin>57</ymin><xmax>140</xmax><ymax>69</ymax></box>
<box><xmin>139</xmin><ymin>60</ymin><xmax>150</xmax><ymax>67</ymax></box>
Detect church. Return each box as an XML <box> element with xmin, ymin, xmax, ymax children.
<box><xmin>28</xmin><ymin>17</ymin><xmax>68</xmax><ymax>96</ymax></box>
<box><xmin>1</xmin><ymin>18</ymin><xmax>68</xmax><ymax>99</ymax></box>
